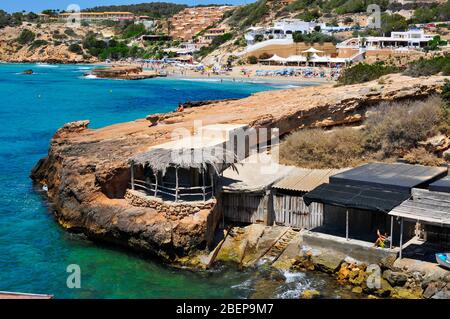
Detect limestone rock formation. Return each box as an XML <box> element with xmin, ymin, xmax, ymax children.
<box><xmin>31</xmin><ymin>74</ymin><xmax>448</xmax><ymax>262</ymax></box>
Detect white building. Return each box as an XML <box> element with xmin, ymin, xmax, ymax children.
<box><xmin>245</xmin><ymin>19</ymin><xmax>326</xmax><ymax>45</ymax></box>
<box><xmin>337</xmin><ymin>29</ymin><xmax>435</xmax><ymax>50</ymax></box>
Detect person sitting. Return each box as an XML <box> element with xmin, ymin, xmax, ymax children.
<box><xmin>374</xmin><ymin>229</ymin><xmax>390</xmax><ymax>248</ymax></box>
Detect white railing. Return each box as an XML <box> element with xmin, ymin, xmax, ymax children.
<box><xmin>132</xmin><ymin>179</ymin><xmax>213</xmax><ymax>202</ymax></box>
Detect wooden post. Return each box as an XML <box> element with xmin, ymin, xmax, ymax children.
<box><xmin>346</xmin><ymin>209</ymin><xmax>349</xmax><ymax>241</ymax></box>
<box><xmin>154</xmin><ymin>173</ymin><xmax>158</xmax><ymax>197</ymax></box>
<box><xmin>175</xmin><ymin>167</ymin><xmax>179</xmax><ymax>202</ymax></box>
<box><xmin>390</xmin><ymin>215</ymin><xmax>394</xmax><ymax>249</ymax></box>
<box><xmin>202</xmin><ymin>168</ymin><xmax>206</xmax><ymax>202</ymax></box>
<box><xmin>210</xmin><ymin>171</ymin><xmax>214</xmax><ymax>198</ymax></box>
<box><xmin>399</xmin><ymin>217</ymin><xmax>404</xmax><ymax>259</ymax></box>
<box><xmin>131</xmin><ymin>161</ymin><xmax>135</xmax><ymax>190</ymax></box>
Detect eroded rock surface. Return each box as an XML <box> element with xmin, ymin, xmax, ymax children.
<box><xmin>31</xmin><ymin>74</ymin><xmax>448</xmax><ymax>261</ymax></box>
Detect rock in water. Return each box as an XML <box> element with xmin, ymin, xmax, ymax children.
<box><xmin>22</xmin><ymin>69</ymin><xmax>33</xmax><ymax>74</ymax></box>
<box><xmin>301</xmin><ymin>290</ymin><xmax>320</xmax><ymax>299</ymax></box>
<box><xmin>383</xmin><ymin>270</ymin><xmax>408</xmax><ymax>287</ymax></box>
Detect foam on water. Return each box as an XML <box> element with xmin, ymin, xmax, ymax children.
<box><xmin>82</xmin><ymin>74</ymin><xmax>98</xmax><ymax>79</ymax></box>
<box><xmin>35</xmin><ymin>63</ymin><xmax>58</xmax><ymax>68</ymax></box>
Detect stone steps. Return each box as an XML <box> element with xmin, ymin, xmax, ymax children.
<box><xmin>260</xmin><ymin>228</ymin><xmax>298</xmax><ymax>264</ymax></box>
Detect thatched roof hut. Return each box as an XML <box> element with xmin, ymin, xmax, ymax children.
<box><xmin>130</xmin><ymin>146</ymin><xmax>238</xmax><ymax>175</ymax></box>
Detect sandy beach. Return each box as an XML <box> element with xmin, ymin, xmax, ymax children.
<box><xmin>166</xmin><ymin>64</ymin><xmax>336</xmax><ymax>84</ymax></box>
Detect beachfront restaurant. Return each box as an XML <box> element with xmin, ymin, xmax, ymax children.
<box><xmin>259</xmin><ymin>50</ymin><xmax>349</xmax><ymax>67</ymax></box>
<box><xmin>389</xmin><ymin>176</ymin><xmax>450</xmax><ymax>261</ymax></box>
<box><xmin>303</xmin><ymin>163</ymin><xmax>448</xmax><ymax>247</ymax></box>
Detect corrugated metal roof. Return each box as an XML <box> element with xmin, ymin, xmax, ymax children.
<box><xmin>330</xmin><ymin>163</ymin><xmax>448</xmax><ymax>193</ymax></box>
<box><xmin>273</xmin><ymin>168</ymin><xmax>349</xmax><ymax>193</ymax></box>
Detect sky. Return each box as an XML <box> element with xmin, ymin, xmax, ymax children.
<box><xmin>1</xmin><ymin>0</ymin><xmax>254</xmax><ymax>13</ymax></box>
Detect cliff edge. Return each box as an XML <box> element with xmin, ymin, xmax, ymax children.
<box><xmin>30</xmin><ymin>74</ymin><xmax>448</xmax><ymax>261</ymax></box>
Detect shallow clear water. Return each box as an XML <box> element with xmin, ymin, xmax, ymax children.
<box><xmin>0</xmin><ymin>63</ymin><xmax>344</xmax><ymax>299</ymax></box>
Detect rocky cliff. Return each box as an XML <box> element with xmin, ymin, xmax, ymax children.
<box><xmin>30</xmin><ymin>74</ymin><xmax>448</xmax><ymax>261</ymax></box>
<box><xmin>0</xmin><ymin>23</ymin><xmax>114</xmax><ymax>63</ymax></box>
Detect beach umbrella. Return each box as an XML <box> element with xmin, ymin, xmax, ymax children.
<box><xmin>302</xmin><ymin>47</ymin><xmax>324</xmax><ymax>54</ymax></box>
<box><xmin>259</xmin><ymin>54</ymin><xmax>287</xmax><ymax>65</ymax></box>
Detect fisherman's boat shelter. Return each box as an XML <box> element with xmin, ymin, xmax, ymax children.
<box><xmin>389</xmin><ymin>177</ymin><xmax>450</xmax><ymax>261</ymax></box>
<box><xmin>303</xmin><ymin>163</ymin><xmax>448</xmax><ymax>246</ymax></box>
<box><xmin>219</xmin><ymin>152</ymin><xmax>294</xmax><ymax>225</ymax></box>
<box><xmin>272</xmin><ymin>168</ymin><xmax>348</xmax><ymax>230</ymax></box>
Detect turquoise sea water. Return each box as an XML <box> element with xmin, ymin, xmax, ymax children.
<box><xmin>0</xmin><ymin>63</ymin><xmax>343</xmax><ymax>299</ymax></box>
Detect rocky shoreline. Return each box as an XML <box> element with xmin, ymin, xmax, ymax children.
<box><xmin>30</xmin><ymin>74</ymin><xmax>449</xmax><ymax>297</ymax></box>
<box><xmin>190</xmin><ymin>224</ymin><xmax>450</xmax><ymax>299</ymax></box>
<box><xmin>292</xmin><ymin>250</ymin><xmax>450</xmax><ymax>299</ymax></box>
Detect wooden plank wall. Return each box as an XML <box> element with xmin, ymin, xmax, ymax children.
<box><xmin>274</xmin><ymin>194</ymin><xmax>323</xmax><ymax>229</ymax></box>
<box><xmin>222</xmin><ymin>192</ymin><xmax>269</xmax><ymax>224</ymax></box>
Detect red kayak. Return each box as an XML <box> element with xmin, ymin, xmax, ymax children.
<box><xmin>0</xmin><ymin>291</ymin><xmax>53</xmax><ymax>299</ymax></box>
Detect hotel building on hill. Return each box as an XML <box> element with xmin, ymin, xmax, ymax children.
<box><xmin>58</xmin><ymin>12</ymin><xmax>135</xmax><ymax>23</ymax></box>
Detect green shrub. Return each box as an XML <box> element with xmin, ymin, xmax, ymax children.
<box><xmin>295</xmin><ymin>9</ymin><xmax>321</xmax><ymax>22</ymax></box>
<box><xmin>30</xmin><ymin>40</ymin><xmax>48</xmax><ymax>50</ymax></box>
<box><xmin>17</xmin><ymin>29</ymin><xmax>35</xmax><ymax>44</ymax></box>
<box><xmin>64</xmin><ymin>28</ymin><xmax>77</xmax><ymax>37</ymax></box>
<box><xmin>227</xmin><ymin>0</ymin><xmax>269</xmax><ymax>29</ymax></box>
<box><xmin>233</xmin><ymin>36</ymin><xmax>247</xmax><ymax>47</ymax></box>
<box><xmin>68</xmin><ymin>43</ymin><xmax>83</xmax><ymax>54</ymax></box>
<box><xmin>195</xmin><ymin>33</ymin><xmax>234</xmax><ymax>58</ymax></box>
<box><xmin>247</xmin><ymin>55</ymin><xmax>258</xmax><ymax>64</ymax></box>
<box><xmin>425</xmin><ymin>35</ymin><xmax>447</xmax><ymax>51</ymax></box>
<box><xmin>293</xmin><ymin>31</ymin><xmax>339</xmax><ymax>44</ymax></box>
<box><xmin>254</xmin><ymin>34</ymin><xmax>264</xmax><ymax>43</ymax></box>
<box><xmin>403</xmin><ymin>55</ymin><xmax>450</xmax><ymax>77</ymax></box>
<box><xmin>122</xmin><ymin>23</ymin><xmax>147</xmax><ymax>39</ymax></box>
<box><xmin>380</xmin><ymin>13</ymin><xmax>408</xmax><ymax>36</ymax></box>
<box><xmin>338</xmin><ymin>63</ymin><xmax>399</xmax><ymax>85</ymax></box>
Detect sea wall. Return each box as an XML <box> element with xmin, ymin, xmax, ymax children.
<box><xmin>302</xmin><ymin>231</ymin><xmax>399</xmax><ymax>265</ymax></box>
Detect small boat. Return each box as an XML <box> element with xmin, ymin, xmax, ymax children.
<box><xmin>436</xmin><ymin>253</ymin><xmax>450</xmax><ymax>269</ymax></box>
<box><xmin>0</xmin><ymin>291</ymin><xmax>53</xmax><ymax>299</ymax></box>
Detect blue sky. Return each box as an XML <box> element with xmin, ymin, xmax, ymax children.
<box><xmin>1</xmin><ymin>1</ymin><xmax>254</xmax><ymax>13</ymax></box>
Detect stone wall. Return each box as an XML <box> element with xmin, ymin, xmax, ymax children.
<box><xmin>125</xmin><ymin>189</ymin><xmax>216</xmax><ymax>221</ymax></box>
<box><xmin>302</xmin><ymin>230</ymin><xmax>399</xmax><ymax>265</ymax></box>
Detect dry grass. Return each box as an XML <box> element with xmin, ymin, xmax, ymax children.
<box><xmin>364</xmin><ymin>96</ymin><xmax>443</xmax><ymax>158</ymax></box>
<box><xmin>402</xmin><ymin>147</ymin><xmax>445</xmax><ymax>166</ymax></box>
<box><xmin>279</xmin><ymin>127</ymin><xmax>366</xmax><ymax>168</ymax></box>
<box><xmin>280</xmin><ymin>96</ymin><xmax>447</xmax><ymax>168</ymax></box>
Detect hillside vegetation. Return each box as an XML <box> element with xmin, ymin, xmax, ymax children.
<box><xmin>280</xmin><ymin>93</ymin><xmax>450</xmax><ymax>168</ymax></box>
<box><xmin>83</xmin><ymin>2</ymin><xmax>187</xmax><ymax>18</ymax></box>
<box><xmin>338</xmin><ymin>55</ymin><xmax>450</xmax><ymax>85</ymax></box>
